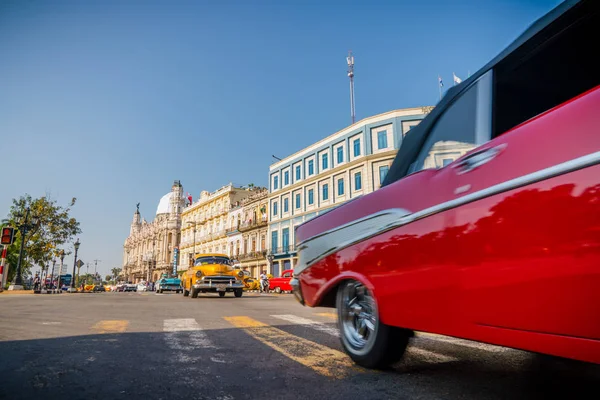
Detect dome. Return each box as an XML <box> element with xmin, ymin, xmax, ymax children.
<box><xmin>156</xmin><ymin>192</ymin><xmax>174</xmax><ymax>215</ymax></box>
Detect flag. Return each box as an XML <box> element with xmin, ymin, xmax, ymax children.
<box><xmin>186</xmin><ymin>192</ymin><xmax>192</xmax><ymax>204</ymax></box>
<box><xmin>453</xmin><ymin>73</ymin><xmax>462</xmax><ymax>85</ymax></box>
<box><xmin>438</xmin><ymin>75</ymin><xmax>444</xmax><ymax>87</ymax></box>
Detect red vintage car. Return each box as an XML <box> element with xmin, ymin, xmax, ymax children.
<box><xmin>269</xmin><ymin>269</ymin><xmax>293</xmax><ymax>293</ymax></box>
<box><xmin>292</xmin><ymin>0</ymin><xmax>600</xmax><ymax>368</ymax></box>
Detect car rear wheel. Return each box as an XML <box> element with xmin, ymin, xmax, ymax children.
<box><xmin>337</xmin><ymin>280</ymin><xmax>411</xmax><ymax>369</ymax></box>
<box><xmin>191</xmin><ymin>288</ymin><xmax>199</xmax><ymax>298</ymax></box>
<box><xmin>274</xmin><ymin>287</ymin><xmax>281</xmax><ymax>294</ymax></box>
<box><xmin>183</xmin><ymin>288</ymin><xmax>189</xmax><ymax>297</ymax></box>
<box><xmin>219</xmin><ymin>292</ymin><xmax>226</xmax><ymax>298</ymax></box>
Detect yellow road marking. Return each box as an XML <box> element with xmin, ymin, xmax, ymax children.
<box><xmin>91</xmin><ymin>320</ymin><xmax>129</xmax><ymax>334</ymax></box>
<box><xmin>316</xmin><ymin>312</ymin><xmax>337</xmax><ymax>319</ymax></box>
<box><xmin>224</xmin><ymin>316</ymin><xmax>357</xmax><ymax>379</ymax></box>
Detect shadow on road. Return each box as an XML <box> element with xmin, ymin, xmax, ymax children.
<box><xmin>0</xmin><ymin>326</ymin><xmax>598</xmax><ymax>400</ymax></box>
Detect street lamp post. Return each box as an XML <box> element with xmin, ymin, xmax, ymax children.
<box><xmin>70</xmin><ymin>239</ymin><xmax>80</xmax><ymax>292</ymax></box>
<box><xmin>50</xmin><ymin>258</ymin><xmax>56</xmax><ymax>290</ymax></box>
<box><xmin>57</xmin><ymin>250</ymin><xmax>65</xmax><ymax>290</ymax></box>
<box><xmin>267</xmin><ymin>252</ymin><xmax>274</xmax><ymax>276</ymax></box>
<box><xmin>187</xmin><ymin>221</ymin><xmax>197</xmax><ymax>261</ymax></box>
<box><xmin>8</xmin><ymin>207</ymin><xmax>39</xmax><ymax>290</ymax></box>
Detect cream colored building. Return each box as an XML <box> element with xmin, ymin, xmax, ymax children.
<box><xmin>123</xmin><ymin>180</ymin><xmax>185</xmax><ymax>283</ymax></box>
<box><xmin>266</xmin><ymin>107</ymin><xmax>432</xmax><ymax>275</ymax></box>
<box><xmin>236</xmin><ymin>187</ymin><xmax>269</xmax><ymax>278</ymax></box>
<box><xmin>178</xmin><ymin>183</ymin><xmax>253</xmax><ymax>271</ymax></box>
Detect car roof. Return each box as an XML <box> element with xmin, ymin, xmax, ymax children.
<box><xmin>382</xmin><ymin>0</ymin><xmax>583</xmax><ymax>186</ymax></box>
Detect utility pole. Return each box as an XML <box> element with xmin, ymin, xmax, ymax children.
<box><xmin>93</xmin><ymin>259</ymin><xmax>101</xmax><ymax>283</ymax></box>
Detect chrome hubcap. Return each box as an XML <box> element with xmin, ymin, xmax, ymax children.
<box><xmin>340</xmin><ymin>282</ymin><xmax>377</xmax><ymax>352</ymax></box>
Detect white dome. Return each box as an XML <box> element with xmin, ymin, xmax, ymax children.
<box><xmin>156</xmin><ymin>192</ymin><xmax>174</xmax><ymax>215</ymax></box>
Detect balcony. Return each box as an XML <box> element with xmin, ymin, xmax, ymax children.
<box><xmin>272</xmin><ymin>246</ymin><xmax>297</xmax><ymax>255</ymax></box>
<box><xmin>237</xmin><ymin>250</ymin><xmax>267</xmax><ymax>262</ymax></box>
<box><xmin>225</xmin><ymin>226</ymin><xmax>240</xmax><ymax>235</ymax></box>
<box><xmin>238</xmin><ymin>218</ymin><xmax>268</xmax><ymax>232</ymax></box>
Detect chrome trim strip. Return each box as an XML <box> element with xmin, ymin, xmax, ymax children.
<box><xmin>294</xmin><ymin>151</ymin><xmax>600</xmax><ymax>276</ymax></box>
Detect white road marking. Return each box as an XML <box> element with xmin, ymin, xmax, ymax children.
<box><xmin>162</xmin><ymin>319</ymin><xmax>229</xmax><ymax>365</ymax></box>
<box><xmin>41</xmin><ymin>322</ymin><xmax>62</xmax><ymax>325</ymax></box>
<box><xmin>407</xmin><ymin>347</ymin><xmax>458</xmax><ymax>363</ymax></box>
<box><xmin>271</xmin><ymin>314</ymin><xmax>340</xmax><ymax>337</ymax></box>
<box><xmin>416</xmin><ymin>332</ymin><xmax>510</xmax><ymax>353</ymax></box>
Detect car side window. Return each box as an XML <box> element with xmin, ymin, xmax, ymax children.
<box><xmin>409</xmin><ymin>72</ymin><xmax>492</xmax><ymax>173</ymax></box>
<box><xmin>283</xmin><ymin>272</ymin><xmax>291</xmax><ymax>278</ymax></box>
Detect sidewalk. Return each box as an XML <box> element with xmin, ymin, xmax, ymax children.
<box><xmin>0</xmin><ymin>290</ymin><xmax>35</xmax><ymax>295</ymax></box>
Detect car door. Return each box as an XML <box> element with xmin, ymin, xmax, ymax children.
<box><xmin>449</xmin><ymin>81</ymin><xmax>600</xmax><ymax>340</ymax></box>
<box><xmin>374</xmin><ymin>75</ymin><xmax>487</xmax><ymax>335</ymax></box>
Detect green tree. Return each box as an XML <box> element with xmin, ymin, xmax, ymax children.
<box><xmin>3</xmin><ymin>194</ymin><xmax>81</xmax><ymax>284</ymax></box>
<box><xmin>111</xmin><ymin>267</ymin><xmax>122</xmax><ymax>281</ymax></box>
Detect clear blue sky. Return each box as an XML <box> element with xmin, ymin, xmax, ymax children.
<box><xmin>0</xmin><ymin>0</ymin><xmax>562</xmax><ymax>277</ymax></box>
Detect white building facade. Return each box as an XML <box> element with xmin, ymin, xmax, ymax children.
<box><xmin>266</xmin><ymin>107</ymin><xmax>432</xmax><ymax>275</ymax></box>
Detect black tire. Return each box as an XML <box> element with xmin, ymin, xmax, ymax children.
<box><xmin>219</xmin><ymin>292</ymin><xmax>226</xmax><ymax>298</ymax></box>
<box><xmin>183</xmin><ymin>288</ymin><xmax>189</xmax><ymax>297</ymax></box>
<box><xmin>234</xmin><ymin>289</ymin><xmax>243</xmax><ymax>298</ymax></box>
<box><xmin>159</xmin><ymin>289</ymin><xmax>163</xmax><ymax>294</ymax></box>
<box><xmin>274</xmin><ymin>287</ymin><xmax>281</xmax><ymax>294</ymax></box>
<box><xmin>191</xmin><ymin>288</ymin><xmax>199</xmax><ymax>298</ymax></box>
<box><xmin>336</xmin><ymin>280</ymin><xmax>411</xmax><ymax>369</ymax></box>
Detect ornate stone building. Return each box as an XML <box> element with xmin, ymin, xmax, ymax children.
<box><xmin>179</xmin><ymin>183</ymin><xmax>253</xmax><ymax>271</ymax></box>
<box><xmin>122</xmin><ymin>180</ymin><xmax>185</xmax><ymax>283</ymax></box>
<box><xmin>237</xmin><ymin>188</ymin><xmax>269</xmax><ymax>278</ymax></box>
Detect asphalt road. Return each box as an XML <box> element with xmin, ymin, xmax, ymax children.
<box><xmin>0</xmin><ymin>291</ymin><xmax>598</xmax><ymax>400</ymax></box>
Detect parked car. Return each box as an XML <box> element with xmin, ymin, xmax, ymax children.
<box><xmin>156</xmin><ymin>275</ymin><xmax>182</xmax><ymax>294</ymax></box>
<box><xmin>291</xmin><ymin>0</ymin><xmax>600</xmax><ymax>368</ymax></box>
<box><xmin>136</xmin><ymin>283</ymin><xmax>147</xmax><ymax>292</ymax></box>
<box><xmin>269</xmin><ymin>269</ymin><xmax>293</xmax><ymax>293</ymax></box>
<box><xmin>123</xmin><ymin>284</ymin><xmax>137</xmax><ymax>292</ymax></box>
<box><xmin>93</xmin><ymin>285</ymin><xmax>106</xmax><ymax>292</ymax></box>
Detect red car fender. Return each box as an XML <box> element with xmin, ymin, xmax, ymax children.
<box><xmin>304</xmin><ymin>270</ymin><xmax>376</xmax><ymax>309</ymax></box>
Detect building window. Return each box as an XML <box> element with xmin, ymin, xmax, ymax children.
<box><xmin>442</xmin><ymin>158</ymin><xmax>453</xmax><ymax>167</ymax></box>
<box><xmin>295</xmin><ymin>193</ymin><xmax>301</xmax><ymax>209</ymax></box>
<box><xmin>284</xmin><ymin>171</ymin><xmax>289</xmax><ymax>185</ymax></box>
<box><xmin>337</xmin><ymin>179</ymin><xmax>345</xmax><ymax>196</ymax></box>
<box><xmin>377</xmin><ymin>131</ymin><xmax>388</xmax><ymax>149</ymax></box>
<box><xmin>295</xmin><ymin>165</ymin><xmax>301</xmax><ymax>181</ymax></box>
<box><xmin>273</xmin><ymin>201</ymin><xmax>278</xmax><ymax>216</ymax></box>
<box><xmin>354</xmin><ymin>172</ymin><xmax>362</xmax><ymax>190</ymax></box>
<box><xmin>308</xmin><ymin>160</ymin><xmax>314</xmax><ymax>175</ymax></box>
<box><xmin>271</xmin><ymin>230</ymin><xmax>278</xmax><ymax>251</ymax></box>
<box><xmin>379</xmin><ymin>165</ymin><xmax>389</xmax><ymax>184</ymax></box>
<box><xmin>282</xmin><ymin>228</ymin><xmax>290</xmax><ymax>252</ymax></box>
<box><xmin>353</xmin><ymin>139</ymin><xmax>361</xmax><ymax>157</ymax></box>
<box><xmin>323</xmin><ymin>184</ymin><xmax>329</xmax><ymax>201</ymax></box>
<box><xmin>322</xmin><ymin>153</ymin><xmax>328</xmax><ymax>170</ymax></box>
<box><xmin>283</xmin><ymin>198</ymin><xmax>289</xmax><ymax>213</ymax></box>
<box><xmin>337</xmin><ymin>147</ymin><xmax>343</xmax><ymax>164</ymax></box>
<box><xmin>308</xmin><ymin>189</ymin><xmax>314</xmax><ymax>205</ymax></box>
<box><xmin>273</xmin><ymin>176</ymin><xmax>279</xmax><ymax>190</ymax></box>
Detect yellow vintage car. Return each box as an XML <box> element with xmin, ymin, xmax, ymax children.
<box><xmin>181</xmin><ymin>253</ymin><xmax>245</xmax><ymax>298</ymax></box>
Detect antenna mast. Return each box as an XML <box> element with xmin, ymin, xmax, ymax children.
<box><xmin>347</xmin><ymin>50</ymin><xmax>355</xmax><ymax>124</ymax></box>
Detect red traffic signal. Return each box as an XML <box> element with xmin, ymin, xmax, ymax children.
<box><xmin>1</xmin><ymin>227</ymin><xmax>15</xmax><ymax>245</ymax></box>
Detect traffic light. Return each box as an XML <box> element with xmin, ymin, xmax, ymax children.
<box><xmin>1</xmin><ymin>227</ymin><xmax>15</xmax><ymax>245</ymax></box>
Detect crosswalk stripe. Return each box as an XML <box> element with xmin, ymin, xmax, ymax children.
<box><xmin>224</xmin><ymin>316</ymin><xmax>357</xmax><ymax>379</ymax></box>
<box><xmin>91</xmin><ymin>320</ymin><xmax>129</xmax><ymax>334</ymax></box>
<box><xmin>163</xmin><ymin>318</ymin><xmax>218</xmax><ymax>351</ymax></box>
<box><xmin>271</xmin><ymin>314</ymin><xmax>340</xmax><ymax>337</ymax></box>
